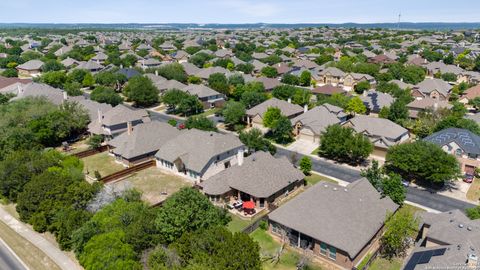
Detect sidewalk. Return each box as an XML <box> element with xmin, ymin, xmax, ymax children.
<box><xmin>0</xmin><ymin>207</ymin><xmax>82</xmax><ymax>270</ymax></box>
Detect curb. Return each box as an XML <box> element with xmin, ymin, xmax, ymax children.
<box><xmin>0</xmin><ymin>235</ymin><xmax>30</xmax><ymax>270</ymax></box>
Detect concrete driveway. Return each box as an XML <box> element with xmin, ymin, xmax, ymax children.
<box><xmin>437</xmin><ymin>180</ymin><xmax>472</xmax><ymax>202</ymax></box>
<box><xmin>286</xmin><ymin>139</ymin><xmax>318</xmax><ymax>155</ymax></box>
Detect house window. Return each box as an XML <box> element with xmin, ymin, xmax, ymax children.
<box><xmin>271</xmin><ymin>222</ymin><xmax>282</xmax><ymax>235</ymax></box>
<box><xmin>320</xmin><ymin>243</ymin><xmax>327</xmax><ymax>256</ymax></box>
<box><xmin>468</xmin><ymin>153</ymin><xmax>477</xmax><ymax>159</ymax></box>
<box><xmin>328</xmin><ymin>246</ymin><xmax>336</xmax><ymax>260</ymax></box>
<box><xmin>455</xmin><ymin>149</ymin><xmax>463</xmax><ymax>157</ymax></box>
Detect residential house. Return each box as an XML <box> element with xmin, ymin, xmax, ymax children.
<box><xmin>424</xmin><ymin>128</ymin><xmax>480</xmax><ymax>174</ymax></box>
<box><xmin>311</xmin><ymin>84</ymin><xmax>346</xmax><ymax>96</ymax></box>
<box><xmin>343</xmin><ymin>73</ymin><xmax>375</xmax><ymax>90</ymax></box>
<box><xmin>360</xmin><ymin>90</ymin><xmax>394</xmax><ymax>114</ymax></box>
<box><xmin>16</xmin><ymin>60</ymin><xmax>44</xmax><ymax>77</ymax></box>
<box><xmin>292</xmin><ymin>104</ymin><xmax>347</xmax><ymax>143</ymax></box>
<box><xmin>318</xmin><ymin>67</ymin><xmax>345</xmax><ymax>86</ymax></box>
<box><xmin>76</xmin><ymin>60</ymin><xmax>104</xmax><ymax>73</ymax></box>
<box><xmin>108</xmin><ymin>121</ymin><xmax>180</xmax><ymax>167</ymax></box>
<box><xmin>200</xmin><ymin>151</ymin><xmax>304</xmax><ymax>209</ymax></box>
<box><xmin>87</xmin><ymin>104</ymin><xmax>150</xmax><ymax>137</ymax></box>
<box><xmin>268</xmin><ymin>178</ymin><xmax>398</xmax><ymax>269</ymax></box>
<box><xmin>10</xmin><ymin>82</ymin><xmax>66</xmax><ymax>105</ymax></box>
<box><xmin>412</xmin><ymin>78</ymin><xmax>452</xmax><ymax>101</ymax></box>
<box><xmin>0</xmin><ymin>76</ymin><xmax>31</xmax><ymax>94</ymax></box>
<box><xmin>155</xmin><ymin>129</ymin><xmax>244</xmax><ymax>182</ymax></box>
<box><xmin>182</xmin><ymin>84</ymin><xmax>226</xmax><ymax>108</ymax></box>
<box><xmin>343</xmin><ymin>115</ymin><xmax>410</xmax><ymax>159</ymax></box>
<box><xmin>246</xmin><ymin>98</ymin><xmax>304</xmax><ymax>129</ymax></box>
<box><xmin>407</xmin><ymin>98</ymin><xmax>453</xmax><ymax>119</ymax></box>
<box><xmin>68</xmin><ymin>96</ymin><xmax>112</xmax><ymax>121</ymax></box>
<box><xmin>459</xmin><ymin>84</ymin><xmax>480</xmax><ymax>105</ymax></box>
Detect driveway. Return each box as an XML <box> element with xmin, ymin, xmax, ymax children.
<box><xmin>437</xmin><ymin>180</ymin><xmax>472</xmax><ymax>203</ymax></box>
<box><xmin>286</xmin><ymin>139</ymin><xmax>318</xmax><ymax>155</ymax></box>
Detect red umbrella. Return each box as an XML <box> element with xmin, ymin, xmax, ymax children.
<box><xmin>243</xmin><ymin>201</ymin><xmax>255</xmax><ymax>209</ymax></box>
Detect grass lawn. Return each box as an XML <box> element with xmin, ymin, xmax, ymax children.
<box><xmin>227</xmin><ymin>213</ymin><xmax>253</xmax><ymax>233</ymax></box>
<box><xmin>114</xmin><ymin>167</ymin><xmax>192</xmax><ymax>205</ymax></box>
<box><xmin>82</xmin><ymin>152</ymin><xmax>125</xmax><ymax>178</ymax></box>
<box><xmin>55</xmin><ymin>138</ymin><xmax>90</xmax><ymax>155</ymax></box>
<box><xmin>196</xmin><ymin>108</ymin><xmax>220</xmax><ymax>117</ymax></box>
<box><xmin>466</xmin><ymin>178</ymin><xmax>480</xmax><ymax>202</ymax></box>
<box><xmin>311</xmin><ymin>147</ymin><xmax>319</xmax><ymax>155</ymax></box>
<box><xmin>0</xmin><ymin>220</ymin><xmax>61</xmax><ymax>270</ymax></box>
<box><xmin>251</xmin><ymin>228</ymin><xmax>322</xmax><ymax>270</ymax></box>
<box><xmin>304</xmin><ymin>174</ymin><xmax>337</xmax><ymax>186</ymax></box>
<box><xmin>368</xmin><ymin>257</ymin><xmax>402</xmax><ymax>270</ymax></box>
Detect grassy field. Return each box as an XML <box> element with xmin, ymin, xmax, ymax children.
<box><xmin>0</xmin><ymin>221</ymin><xmax>61</xmax><ymax>270</ymax></box>
<box><xmin>251</xmin><ymin>228</ymin><xmax>322</xmax><ymax>270</ymax></box>
<box><xmin>115</xmin><ymin>167</ymin><xmax>192</xmax><ymax>205</ymax></box>
<box><xmin>304</xmin><ymin>174</ymin><xmax>338</xmax><ymax>186</ymax></box>
<box><xmin>82</xmin><ymin>152</ymin><xmax>125</xmax><ymax>178</ymax></box>
<box><xmin>55</xmin><ymin>138</ymin><xmax>90</xmax><ymax>155</ymax></box>
<box><xmin>467</xmin><ymin>178</ymin><xmax>480</xmax><ymax>202</ymax></box>
<box><xmin>227</xmin><ymin>213</ymin><xmax>254</xmax><ymax>233</ymax></box>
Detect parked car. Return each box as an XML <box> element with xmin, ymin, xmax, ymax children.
<box><xmin>463</xmin><ymin>174</ymin><xmax>474</xmax><ymax>183</ymax></box>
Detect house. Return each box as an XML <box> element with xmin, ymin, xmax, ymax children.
<box><xmin>459</xmin><ymin>84</ymin><xmax>480</xmax><ymax>104</ymax></box>
<box><xmin>360</xmin><ymin>90</ymin><xmax>394</xmax><ymax>114</ymax></box>
<box><xmin>343</xmin><ymin>73</ymin><xmax>375</xmax><ymax>90</ymax></box>
<box><xmin>407</xmin><ymin>98</ymin><xmax>453</xmax><ymax>119</ymax></box>
<box><xmin>254</xmin><ymin>76</ymin><xmax>281</xmax><ymax>91</ymax></box>
<box><xmin>412</xmin><ymin>78</ymin><xmax>452</xmax><ymax>101</ymax></box>
<box><xmin>0</xmin><ymin>76</ymin><xmax>31</xmax><ymax>94</ymax></box>
<box><xmin>292</xmin><ymin>104</ymin><xmax>347</xmax><ymax>143</ymax></box>
<box><xmin>87</xmin><ymin>104</ymin><xmax>150</xmax><ymax>137</ymax></box>
<box><xmin>343</xmin><ymin>115</ymin><xmax>410</xmax><ymax>158</ymax></box>
<box><xmin>16</xmin><ymin>60</ymin><xmax>44</xmax><ymax>77</ymax></box>
<box><xmin>318</xmin><ymin>67</ymin><xmax>345</xmax><ymax>86</ymax></box>
<box><xmin>268</xmin><ymin>178</ymin><xmax>398</xmax><ymax>269</ymax></box>
<box><xmin>68</xmin><ymin>96</ymin><xmax>112</xmax><ymax>121</ymax></box>
<box><xmin>76</xmin><ymin>60</ymin><xmax>104</xmax><ymax>73</ymax></box>
<box><xmin>200</xmin><ymin>151</ymin><xmax>305</xmax><ymax>209</ymax></box>
<box><xmin>182</xmin><ymin>84</ymin><xmax>226</xmax><ymax>109</ymax></box>
<box><xmin>246</xmin><ymin>98</ymin><xmax>304</xmax><ymax>129</ymax></box>
<box><xmin>368</xmin><ymin>54</ymin><xmax>396</xmax><ymax>65</ymax></box>
<box><xmin>155</xmin><ymin>129</ymin><xmax>244</xmax><ymax>182</ymax></box>
<box><xmin>107</xmin><ymin>121</ymin><xmax>180</xmax><ymax>167</ymax></box>
<box><xmin>403</xmin><ymin>210</ymin><xmax>480</xmax><ymax>270</ymax></box>
<box><xmin>423</xmin><ymin>128</ymin><xmax>480</xmax><ymax>174</ymax></box>
<box><xmin>10</xmin><ymin>82</ymin><xmax>66</xmax><ymax>105</ymax></box>
<box><xmin>311</xmin><ymin>84</ymin><xmax>346</xmax><ymax>96</ymax></box>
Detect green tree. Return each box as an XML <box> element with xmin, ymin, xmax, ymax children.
<box><xmin>382</xmin><ymin>174</ymin><xmax>406</xmax><ymax>205</ymax></box>
<box><xmin>271</xmin><ymin>115</ymin><xmax>293</xmax><ymax>144</ymax></box>
<box><xmin>185</xmin><ymin>116</ymin><xmax>217</xmax><ymax>132</ymax></box>
<box><xmin>42</xmin><ymin>60</ymin><xmax>64</xmax><ymax>72</ymax></box>
<box><xmin>161</xmin><ymin>89</ymin><xmax>189</xmax><ymax>111</ymax></box>
<box><xmin>263</xmin><ymin>107</ymin><xmax>282</xmax><ymax>128</ymax></box>
<box><xmin>123</xmin><ymin>76</ymin><xmax>159</xmax><ymax>107</ymax></box>
<box><xmin>261</xmin><ymin>66</ymin><xmax>278</xmax><ymax>78</ymax></box>
<box><xmin>222</xmin><ymin>101</ymin><xmax>246</xmax><ymax>127</ymax></box>
<box><xmin>361</xmin><ymin>160</ymin><xmax>383</xmax><ymax>191</ymax></box>
<box><xmin>299</xmin><ymin>156</ymin><xmax>312</xmax><ymax>175</ymax></box>
<box><xmin>388</xmin><ymin>99</ymin><xmax>409</xmax><ymax>124</ymax></box>
<box><xmin>354</xmin><ymin>81</ymin><xmax>370</xmax><ymax>94</ymax></box>
<box><xmin>299</xmin><ymin>70</ymin><xmax>311</xmax><ymax>86</ymax></box>
<box><xmin>87</xmin><ymin>134</ymin><xmax>103</xmax><ymax>149</ymax></box>
<box><xmin>385</xmin><ymin>141</ymin><xmax>460</xmax><ymax>185</ymax></box>
<box><xmin>346</xmin><ymin>96</ymin><xmax>367</xmax><ymax>114</ymax></box>
<box><xmin>82</xmin><ymin>72</ymin><xmax>94</xmax><ymax>88</ymax></box>
<box><xmin>40</xmin><ymin>71</ymin><xmax>67</xmax><ymax>88</ymax></box>
<box><xmin>67</xmin><ymin>69</ymin><xmax>88</xmax><ymax>84</ymax></box>
<box><xmin>239</xmin><ymin>128</ymin><xmax>276</xmax><ymax>155</ymax></box>
<box><xmin>90</xmin><ymin>86</ymin><xmax>123</xmax><ymax>106</ymax></box>
<box><xmin>466</xmin><ymin>206</ymin><xmax>480</xmax><ymax>220</ymax></box>
<box><xmin>2</xmin><ymin>68</ymin><xmax>18</xmax><ymax>77</ymax></box>
<box><xmin>156</xmin><ymin>63</ymin><xmax>187</xmax><ymax>83</ymax></box>
<box><xmin>177</xmin><ymin>95</ymin><xmax>203</xmax><ymax>116</ymax></box>
<box><xmin>208</xmin><ymin>73</ymin><xmax>229</xmax><ymax>95</ymax></box>
<box><xmin>155</xmin><ymin>188</ymin><xmax>230</xmax><ymax>244</ymax></box>
<box><xmin>441</xmin><ymin>72</ymin><xmax>457</xmax><ymax>82</ymax></box>
<box><xmin>272</xmin><ymin>85</ymin><xmax>296</xmax><ymax>101</ymax></box>
<box><xmin>381</xmin><ymin>210</ymin><xmax>418</xmax><ymax>258</ymax></box>
<box><xmin>281</xmin><ymin>74</ymin><xmax>300</xmax><ymax>85</ymax></box>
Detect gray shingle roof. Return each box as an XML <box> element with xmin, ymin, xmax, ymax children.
<box><xmin>183</xmin><ymin>84</ymin><xmax>221</xmax><ymax>99</ymax></box>
<box><xmin>291</xmin><ymin>105</ymin><xmax>344</xmax><ymax>135</ymax></box>
<box><xmin>415</xmin><ymin>78</ymin><xmax>452</xmax><ymax>96</ymax></box>
<box><xmin>424</xmin><ymin>128</ymin><xmax>480</xmax><ymax>155</ymax></box>
<box><xmin>246</xmin><ymin>98</ymin><xmax>303</xmax><ymax>118</ymax></box>
<box><xmin>346</xmin><ymin>115</ymin><xmax>408</xmax><ymax>143</ymax></box>
<box><xmin>360</xmin><ymin>90</ymin><xmax>394</xmax><ymax>112</ymax></box>
<box><xmin>17</xmin><ymin>60</ymin><xmax>44</xmax><ymax>70</ymax></box>
<box><xmin>269</xmin><ymin>178</ymin><xmax>398</xmax><ymax>258</ymax></box>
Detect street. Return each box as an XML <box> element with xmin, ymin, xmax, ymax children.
<box><xmin>0</xmin><ymin>239</ymin><xmax>27</xmax><ymax>270</ymax></box>
<box><xmin>275</xmin><ymin>148</ymin><xmax>477</xmax><ymax>212</ymax></box>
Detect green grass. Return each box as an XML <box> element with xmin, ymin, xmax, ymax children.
<box><xmin>196</xmin><ymin>108</ymin><xmax>220</xmax><ymax>117</ymax></box>
<box><xmin>227</xmin><ymin>213</ymin><xmax>253</xmax><ymax>233</ymax></box>
<box><xmin>368</xmin><ymin>257</ymin><xmax>402</xmax><ymax>270</ymax></box>
<box><xmin>82</xmin><ymin>152</ymin><xmax>125</xmax><ymax>178</ymax></box>
<box><xmin>357</xmin><ymin>253</ymin><xmax>373</xmax><ymax>270</ymax></box>
<box><xmin>311</xmin><ymin>147</ymin><xmax>320</xmax><ymax>155</ymax></box>
<box><xmin>304</xmin><ymin>174</ymin><xmax>337</xmax><ymax>186</ymax></box>
<box><xmin>467</xmin><ymin>178</ymin><xmax>480</xmax><ymax>202</ymax></box>
<box><xmin>250</xmin><ymin>228</ymin><xmax>322</xmax><ymax>270</ymax></box>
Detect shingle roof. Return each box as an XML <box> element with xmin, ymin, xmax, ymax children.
<box><xmin>291</xmin><ymin>105</ymin><xmax>344</xmax><ymax>135</ymax></box>
<box><xmin>17</xmin><ymin>60</ymin><xmax>44</xmax><ymax>70</ymax></box>
<box><xmin>246</xmin><ymin>98</ymin><xmax>303</xmax><ymax>118</ymax></box>
<box><xmin>346</xmin><ymin>115</ymin><xmax>408</xmax><ymax>143</ymax></box>
<box><xmin>269</xmin><ymin>178</ymin><xmax>398</xmax><ymax>258</ymax></box>
<box><xmin>424</xmin><ymin>128</ymin><xmax>480</xmax><ymax>155</ymax></box>
<box><xmin>360</xmin><ymin>90</ymin><xmax>394</xmax><ymax>112</ymax></box>
<box><xmin>414</xmin><ymin>78</ymin><xmax>452</xmax><ymax>96</ymax></box>
<box><xmin>183</xmin><ymin>84</ymin><xmax>221</xmax><ymax>99</ymax></box>
<box><xmin>11</xmin><ymin>82</ymin><xmax>65</xmax><ymax>105</ymax></box>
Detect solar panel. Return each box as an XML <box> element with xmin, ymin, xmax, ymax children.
<box><xmin>403</xmin><ymin>248</ymin><xmax>447</xmax><ymax>270</ymax></box>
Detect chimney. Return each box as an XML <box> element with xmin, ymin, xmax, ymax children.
<box><xmin>17</xmin><ymin>85</ymin><xmax>24</xmax><ymax>96</ymax></box>
<box><xmin>120</xmin><ymin>64</ymin><xmax>123</xmax><ymax>69</ymax></box>
<box><xmin>433</xmin><ymin>101</ymin><xmax>438</xmax><ymax>111</ymax></box>
<box><xmin>467</xmin><ymin>253</ymin><xmax>478</xmax><ymax>269</ymax></box>
<box><xmin>97</xmin><ymin>109</ymin><xmax>103</xmax><ymax>124</ymax></box>
<box><xmin>63</xmin><ymin>91</ymin><xmax>68</xmax><ymax>101</ymax></box>
<box><xmin>155</xmin><ymin>70</ymin><xmax>158</xmax><ymax>76</ymax></box>
<box><xmin>304</xmin><ymin>104</ymin><xmax>308</xmax><ymax>113</ymax></box>
<box><xmin>287</xmin><ymin>98</ymin><xmax>292</xmax><ymax>103</ymax></box>
<box><xmin>400</xmin><ymin>78</ymin><xmax>404</xmax><ymax>82</ymax></box>
<box><xmin>96</xmin><ymin>59</ymin><xmax>100</xmax><ymax>64</ymax></box>
<box><xmin>127</xmin><ymin>121</ymin><xmax>133</xmax><ymax>135</ymax></box>
<box><xmin>237</xmin><ymin>148</ymin><xmax>244</xmax><ymax>166</ymax></box>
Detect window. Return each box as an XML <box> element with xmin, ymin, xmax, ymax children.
<box><xmin>320</xmin><ymin>243</ymin><xmax>327</xmax><ymax>256</ymax></box>
<box><xmin>328</xmin><ymin>246</ymin><xmax>336</xmax><ymax>260</ymax></box>
<box><xmin>455</xmin><ymin>149</ymin><xmax>463</xmax><ymax>157</ymax></box>
<box><xmin>271</xmin><ymin>222</ymin><xmax>282</xmax><ymax>235</ymax></box>
<box><xmin>468</xmin><ymin>153</ymin><xmax>477</xmax><ymax>160</ymax></box>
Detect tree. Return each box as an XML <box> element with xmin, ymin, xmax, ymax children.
<box><xmin>177</xmin><ymin>95</ymin><xmax>203</xmax><ymax>116</ymax></box>
<box><xmin>68</xmin><ymin>69</ymin><xmax>88</xmax><ymax>84</ymax></box>
<box><xmin>319</xmin><ymin>125</ymin><xmax>373</xmax><ymax>164</ymax></box>
<box><xmin>388</xmin><ymin>99</ymin><xmax>409</xmax><ymax>124</ymax></box>
<box><xmin>466</xmin><ymin>206</ymin><xmax>480</xmax><ymax>220</ymax></box>
<box><xmin>361</xmin><ymin>160</ymin><xmax>383</xmax><ymax>191</ymax></box>
<box><xmin>94</xmin><ymin>71</ymin><xmax>127</xmax><ymax>87</ymax></box>
<box><xmin>434</xmin><ymin>116</ymin><xmax>480</xmax><ymax>135</ymax></box>
<box><xmin>161</xmin><ymin>89</ymin><xmax>189</xmax><ymax>111</ymax></box>
<box><xmin>346</xmin><ymin>96</ymin><xmax>367</xmax><ymax>114</ymax></box>
<box><xmin>185</xmin><ymin>116</ymin><xmax>217</xmax><ymax>132</ymax></box>
<box><xmin>156</xmin><ymin>63</ymin><xmax>187</xmax><ymax>83</ymax></box>
<box><xmin>155</xmin><ymin>188</ymin><xmax>230</xmax><ymax>244</ymax></box>
<box><xmin>90</xmin><ymin>86</ymin><xmax>123</xmax><ymax>106</ymax></box>
<box><xmin>299</xmin><ymin>71</ymin><xmax>311</xmax><ymax>86</ymax></box>
<box><xmin>299</xmin><ymin>156</ymin><xmax>312</xmax><ymax>175</ymax></box>
<box><xmin>208</xmin><ymin>73</ymin><xmax>229</xmax><ymax>94</ymax></box>
<box><xmin>261</xmin><ymin>66</ymin><xmax>278</xmax><ymax>78</ymax></box>
<box><xmin>222</xmin><ymin>101</ymin><xmax>246</xmax><ymax>127</ymax></box>
<box><xmin>271</xmin><ymin>116</ymin><xmax>293</xmax><ymax>144</ymax></box>
<box><xmin>42</xmin><ymin>60</ymin><xmax>64</xmax><ymax>72</ymax></box>
<box><xmin>281</xmin><ymin>74</ymin><xmax>300</xmax><ymax>85</ymax></box>
<box><xmin>272</xmin><ymin>85</ymin><xmax>296</xmax><ymax>101</ymax></box>
<box><xmin>236</xmin><ymin>63</ymin><xmax>254</xmax><ymax>74</ymax></box>
<box><xmin>87</xmin><ymin>135</ymin><xmax>103</xmax><ymax>149</ymax></box>
<box><xmin>441</xmin><ymin>72</ymin><xmax>457</xmax><ymax>82</ymax></box>
<box><xmin>354</xmin><ymin>81</ymin><xmax>370</xmax><ymax>94</ymax></box>
<box><xmin>40</xmin><ymin>71</ymin><xmax>67</xmax><ymax>88</ymax></box>
<box><xmin>2</xmin><ymin>68</ymin><xmax>18</xmax><ymax>77</ymax></box>
<box><xmin>263</xmin><ymin>107</ymin><xmax>282</xmax><ymax>128</ymax></box>
<box><xmin>123</xmin><ymin>76</ymin><xmax>159</xmax><ymax>107</ymax></box>
<box><xmin>82</xmin><ymin>72</ymin><xmax>94</xmax><ymax>88</ymax></box>
<box><xmin>385</xmin><ymin>141</ymin><xmax>460</xmax><ymax>185</ymax></box>
<box><xmin>381</xmin><ymin>210</ymin><xmax>418</xmax><ymax>258</ymax></box>
<box><xmin>382</xmin><ymin>173</ymin><xmax>406</xmax><ymax>205</ymax></box>
<box><xmin>239</xmin><ymin>128</ymin><xmax>276</xmax><ymax>155</ymax></box>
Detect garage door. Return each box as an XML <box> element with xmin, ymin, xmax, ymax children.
<box><xmin>465</xmin><ymin>165</ymin><xmax>475</xmax><ymax>175</ymax></box>
<box><xmin>298</xmin><ymin>133</ymin><xmax>316</xmax><ymax>143</ymax></box>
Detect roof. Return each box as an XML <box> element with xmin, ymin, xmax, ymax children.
<box><xmin>291</xmin><ymin>105</ymin><xmax>344</xmax><ymax>135</ymax></box>
<box><xmin>346</xmin><ymin>115</ymin><xmax>408</xmax><ymax>144</ymax></box>
<box><xmin>360</xmin><ymin>90</ymin><xmax>394</xmax><ymax>112</ymax></box>
<box><xmin>319</xmin><ymin>67</ymin><xmax>345</xmax><ymax>77</ymax></box>
<box><xmin>109</xmin><ymin>121</ymin><xmax>180</xmax><ymax>159</ymax></box>
<box><xmin>246</xmin><ymin>98</ymin><xmax>303</xmax><ymax>118</ymax></box>
<box><xmin>254</xmin><ymin>77</ymin><xmax>281</xmax><ymax>90</ymax></box>
<box><xmin>155</xmin><ymin>129</ymin><xmax>244</xmax><ymax>174</ymax></box>
<box><xmin>414</xmin><ymin>78</ymin><xmax>452</xmax><ymax>96</ymax></box>
<box><xmin>117</xmin><ymin>68</ymin><xmax>141</xmax><ymax>79</ymax></box>
<box><xmin>407</xmin><ymin>98</ymin><xmax>453</xmax><ymax>111</ymax></box>
<box><xmin>0</xmin><ymin>76</ymin><xmax>31</xmax><ymax>92</ymax></box>
<box><xmin>11</xmin><ymin>82</ymin><xmax>65</xmax><ymax>105</ymax></box>
<box><xmin>312</xmin><ymin>84</ymin><xmax>346</xmax><ymax>95</ymax></box>
<box><xmin>424</xmin><ymin>128</ymin><xmax>480</xmax><ymax>155</ymax></box>
<box><xmin>269</xmin><ymin>178</ymin><xmax>398</xmax><ymax>258</ymax></box>
<box><xmin>17</xmin><ymin>60</ymin><xmax>44</xmax><ymax>71</ymax></box>
<box><xmin>68</xmin><ymin>96</ymin><xmax>112</xmax><ymax>121</ymax></box>
<box><xmin>183</xmin><ymin>84</ymin><xmax>222</xmax><ymax>99</ymax></box>
<box><xmin>462</xmin><ymin>84</ymin><xmax>480</xmax><ymax>100</ymax></box>
<box><xmin>201</xmin><ymin>151</ymin><xmax>304</xmax><ymax>197</ymax></box>
<box><xmin>92</xmin><ymin>104</ymin><xmax>148</xmax><ymax>126</ymax></box>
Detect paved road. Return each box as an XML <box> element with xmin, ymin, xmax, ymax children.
<box><xmin>0</xmin><ymin>240</ymin><xmax>27</xmax><ymax>270</ymax></box>
<box><xmin>276</xmin><ymin>148</ymin><xmax>477</xmax><ymax>212</ymax></box>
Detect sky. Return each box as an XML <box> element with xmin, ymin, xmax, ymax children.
<box><xmin>1</xmin><ymin>0</ymin><xmax>479</xmax><ymax>24</ymax></box>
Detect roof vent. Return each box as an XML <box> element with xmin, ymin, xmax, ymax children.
<box><xmin>333</xmin><ymin>187</ymin><xmax>338</xmax><ymax>191</ymax></box>
<box><xmin>459</xmin><ymin>224</ymin><xmax>464</xmax><ymax>228</ymax></box>
<box><xmin>323</xmin><ymin>184</ymin><xmax>328</xmax><ymax>188</ymax></box>
<box><xmin>458</xmin><ymin>244</ymin><xmax>462</xmax><ymax>250</ymax></box>
<box><xmin>344</xmin><ymin>188</ymin><xmax>348</xmax><ymax>192</ymax></box>
<box><xmin>450</xmin><ymin>219</ymin><xmax>454</xmax><ymax>223</ymax></box>
<box><xmin>210</xmin><ymin>133</ymin><xmax>213</xmax><ymax>136</ymax></box>
<box><xmin>467</xmin><ymin>227</ymin><xmax>472</xmax><ymax>231</ymax></box>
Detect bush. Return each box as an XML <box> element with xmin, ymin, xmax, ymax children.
<box><xmin>259</xmin><ymin>220</ymin><xmax>268</xmax><ymax>230</ymax></box>
<box><xmin>167</xmin><ymin>119</ymin><xmax>177</xmax><ymax>127</ymax></box>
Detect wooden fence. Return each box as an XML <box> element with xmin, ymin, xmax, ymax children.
<box><xmin>100</xmin><ymin>160</ymin><xmax>156</xmax><ymax>184</ymax></box>
<box><xmin>73</xmin><ymin>145</ymin><xmax>108</xmax><ymax>158</ymax></box>
<box><xmin>242</xmin><ymin>214</ymin><xmax>269</xmax><ymax>234</ymax></box>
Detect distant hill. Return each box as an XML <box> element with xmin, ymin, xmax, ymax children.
<box><xmin>0</xmin><ymin>22</ymin><xmax>479</xmax><ymax>30</ymax></box>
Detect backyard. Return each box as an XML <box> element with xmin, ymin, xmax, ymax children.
<box><xmin>55</xmin><ymin>138</ymin><xmax>90</xmax><ymax>155</ymax></box>
<box><xmin>467</xmin><ymin>178</ymin><xmax>480</xmax><ymax>202</ymax></box>
<box><xmin>111</xmin><ymin>167</ymin><xmax>192</xmax><ymax>205</ymax></box>
<box><xmin>304</xmin><ymin>174</ymin><xmax>338</xmax><ymax>186</ymax></box>
<box><xmin>81</xmin><ymin>152</ymin><xmax>125</xmax><ymax>179</ymax></box>
<box><xmin>227</xmin><ymin>213</ymin><xmax>254</xmax><ymax>233</ymax></box>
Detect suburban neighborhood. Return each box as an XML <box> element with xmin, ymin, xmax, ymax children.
<box><xmin>0</xmin><ymin>1</ymin><xmax>480</xmax><ymax>270</ymax></box>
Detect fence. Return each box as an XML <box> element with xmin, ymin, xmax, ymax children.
<box><xmin>100</xmin><ymin>160</ymin><xmax>156</xmax><ymax>184</ymax></box>
<box><xmin>242</xmin><ymin>214</ymin><xmax>269</xmax><ymax>234</ymax></box>
<box><xmin>353</xmin><ymin>248</ymin><xmax>380</xmax><ymax>270</ymax></box>
<box><xmin>73</xmin><ymin>145</ymin><xmax>108</xmax><ymax>158</ymax></box>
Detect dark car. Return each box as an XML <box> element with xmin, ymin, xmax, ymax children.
<box><xmin>463</xmin><ymin>174</ymin><xmax>474</xmax><ymax>183</ymax></box>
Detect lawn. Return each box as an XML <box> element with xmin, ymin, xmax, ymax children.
<box><xmin>196</xmin><ymin>108</ymin><xmax>220</xmax><ymax>117</ymax></box>
<box><xmin>55</xmin><ymin>138</ymin><xmax>90</xmax><ymax>155</ymax></box>
<box><xmin>250</xmin><ymin>228</ymin><xmax>322</xmax><ymax>270</ymax></box>
<box><xmin>227</xmin><ymin>213</ymin><xmax>253</xmax><ymax>233</ymax></box>
<box><xmin>466</xmin><ymin>178</ymin><xmax>480</xmax><ymax>202</ymax></box>
<box><xmin>304</xmin><ymin>174</ymin><xmax>337</xmax><ymax>186</ymax></box>
<box><xmin>81</xmin><ymin>152</ymin><xmax>125</xmax><ymax>178</ymax></box>
<box><xmin>0</xmin><ymin>220</ymin><xmax>61</xmax><ymax>270</ymax></box>
<box><xmin>113</xmin><ymin>167</ymin><xmax>192</xmax><ymax>205</ymax></box>
<box><xmin>311</xmin><ymin>147</ymin><xmax>319</xmax><ymax>155</ymax></box>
